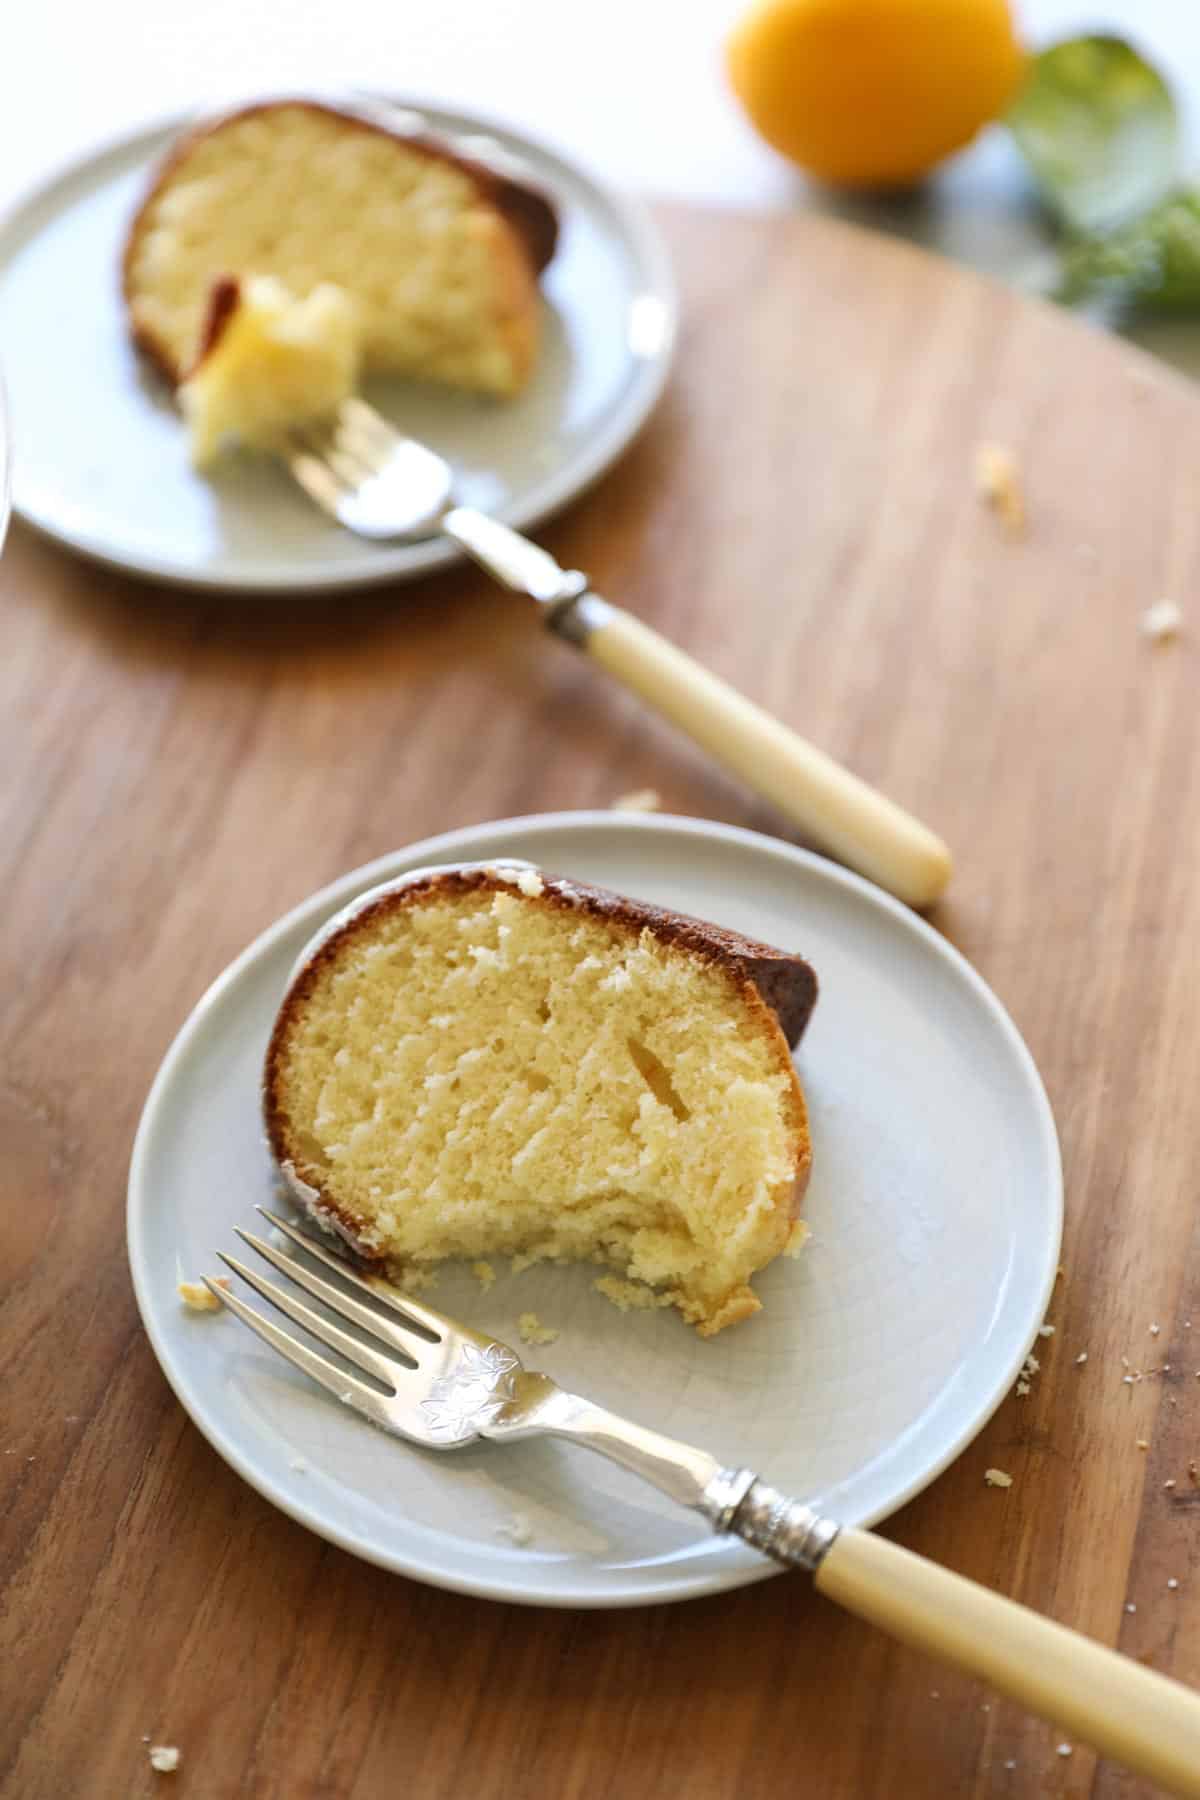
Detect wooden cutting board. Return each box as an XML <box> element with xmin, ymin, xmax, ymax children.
<box><xmin>3</xmin><ymin>203</ymin><xmax>1200</xmax><ymax>1800</ymax></box>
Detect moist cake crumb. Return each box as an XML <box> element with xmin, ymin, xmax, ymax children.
<box><xmin>396</xmin><ymin>1266</ymin><xmax>440</xmax><ymax>1294</ymax></box>
<box><xmin>178</xmin><ymin>1278</ymin><xmax>229</xmax><ymax>1312</ymax></box>
<box><xmin>595</xmin><ymin>1275</ymin><xmax>675</xmax><ymax>1314</ymax></box>
<box><xmin>472</xmin><ymin>1261</ymin><xmax>497</xmax><ymax>1291</ymax></box>
<box><xmin>518</xmin><ymin>1312</ymin><xmax>558</xmax><ymax>1346</ymax></box>
<box><xmin>783</xmin><ymin>1219</ymin><xmax>810</xmax><ymax>1258</ymax></box>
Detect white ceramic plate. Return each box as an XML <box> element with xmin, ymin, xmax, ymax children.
<box><xmin>0</xmin><ymin>98</ymin><xmax>675</xmax><ymax>592</ymax></box>
<box><xmin>128</xmin><ymin>814</ymin><xmax>1061</xmax><ymax>1607</ymax></box>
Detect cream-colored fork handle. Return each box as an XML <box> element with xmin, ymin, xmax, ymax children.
<box><xmin>575</xmin><ymin>601</ymin><xmax>952</xmax><ymax>908</ymax></box>
<box><xmin>816</xmin><ymin>1529</ymin><xmax>1200</xmax><ymax>1796</ymax></box>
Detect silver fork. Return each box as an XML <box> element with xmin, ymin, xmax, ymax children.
<box><xmin>279</xmin><ymin>400</ymin><xmax>952</xmax><ymax>911</ymax></box>
<box><xmin>211</xmin><ymin>1208</ymin><xmax>1200</xmax><ymax>1796</ymax></box>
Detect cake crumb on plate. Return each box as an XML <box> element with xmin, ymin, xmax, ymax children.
<box><xmin>518</xmin><ymin>1312</ymin><xmax>559</xmax><ymax>1346</ymax></box>
<box><xmin>472</xmin><ymin>1260</ymin><xmax>497</xmax><ymax>1291</ymax></box>
<box><xmin>398</xmin><ymin>1266</ymin><xmax>439</xmax><ymax>1293</ymax></box>
<box><xmin>783</xmin><ymin>1219</ymin><xmax>810</xmax><ymax>1258</ymax></box>
<box><xmin>594</xmin><ymin>1275</ymin><xmax>673</xmax><ymax>1313</ymax></box>
<box><xmin>497</xmin><ymin>1510</ymin><xmax>533</xmax><ymax>1546</ymax></box>
<box><xmin>177</xmin><ymin>1277</ymin><xmax>229</xmax><ymax>1312</ymax></box>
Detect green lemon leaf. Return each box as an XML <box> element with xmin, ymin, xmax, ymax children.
<box><xmin>1008</xmin><ymin>35</ymin><xmax>1179</xmax><ymax>236</ymax></box>
<box><xmin>1057</xmin><ymin>187</ymin><xmax>1200</xmax><ymax>312</ymax></box>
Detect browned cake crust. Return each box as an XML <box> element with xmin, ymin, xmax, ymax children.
<box><xmin>123</xmin><ymin>98</ymin><xmax>560</xmax><ymax>386</ymax></box>
<box><xmin>263</xmin><ymin>864</ymin><xmax>817</xmax><ymax>1247</ymax></box>
<box><xmin>188</xmin><ymin>274</ymin><xmax>241</xmax><ymax>376</ymax></box>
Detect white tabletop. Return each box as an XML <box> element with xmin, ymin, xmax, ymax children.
<box><xmin>4</xmin><ymin>0</ymin><xmax>1200</xmax><ymax>374</ymax></box>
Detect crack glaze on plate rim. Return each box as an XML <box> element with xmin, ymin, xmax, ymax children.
<box><xmin>127</xmin><ymin>813</ymin><xmax>1062</xmax><ymax>1607</ymax></box>
<box><xmin>0</xmin><ymin>96</ymin><xmax>676</xmax><ymax>593</ymax></box>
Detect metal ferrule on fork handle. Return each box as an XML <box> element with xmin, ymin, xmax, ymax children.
<box><xmin>706</xmin><ymin>1470</ymin><xmax>841</xmax><ymax>1570</ymax></box>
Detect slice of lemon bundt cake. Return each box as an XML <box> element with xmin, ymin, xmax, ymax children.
<box><xmin>124</xmin><ymin>98</ymin><xmax>558</xmax><ymax>398</ymax></box>
<box><xmin>263</xmin><ymin>862</ymin><xmax>817</xmax><ymax>1336</ymax></box>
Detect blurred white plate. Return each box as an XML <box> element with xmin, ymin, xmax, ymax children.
<box><xmin>127</xmin><ymin>813</ymin><xmax>1061</xmax><ymax>1607</ymax></box>
<box><xmin>0</xmin><ymin>99</ymin><xmax>675</xmax><ymax>592</ymax></box>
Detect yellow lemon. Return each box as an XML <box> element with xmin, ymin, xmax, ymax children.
<box><xmin>727</xmin><ymin>0</ymin><xmax>1026</xmax><ymax>188</ymax></box>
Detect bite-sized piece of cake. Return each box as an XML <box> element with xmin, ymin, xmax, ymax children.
<box><xmin>178</xmin><ymin>275</ymin><xmax>359</xmax><ymax>465</ymax></box>
<box><xmin>124</xmin><ymin>98</ymin><xmax>558</xmax><ymax>397</ymax></box>
<box><xmin>263</xmin><ymin>862</ymin><xmax>817</xmax><ymax>1336</ymax></box>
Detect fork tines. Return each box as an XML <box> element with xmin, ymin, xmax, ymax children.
<box><xmin>207</xmin><ymin>1209</ymin><xmax>443</xmax><ymax>1428</ymax></box>
<box><xmin>285</xmin><ymin>400</ymin><xmax>396</xmax><ymax>500</ymax></box>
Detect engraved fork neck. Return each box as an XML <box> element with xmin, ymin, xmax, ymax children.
<box><xmin>441</xmin><ymin>505</ymin><xmax>591</xmax><ymax>613</ymax></box>
<box><xmin>483</xmin><ymin>1381</ymin><xmax>721</xmax><ymax>1513</ymax></box>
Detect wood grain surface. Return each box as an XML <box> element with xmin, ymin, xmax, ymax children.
<box><xmin>3</xmin><ymin>203</ymin><xmax>1200</xmax><ymax>1800</ymax></box>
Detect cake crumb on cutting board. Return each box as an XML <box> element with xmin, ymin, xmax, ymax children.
<box><xmin>974</xmin><ymin>442</ymin><xmax>1025</xmax><ymax>536</ymax></box>
<box><xmin>611</xmin><ymin>788</ymin><xmax>661</xmax><ymax>813</ymax></box>
<box><xmin>1140</xmin><ymin>600</ymin><xmax>1182</xmax><ymax>642</ymax></box>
